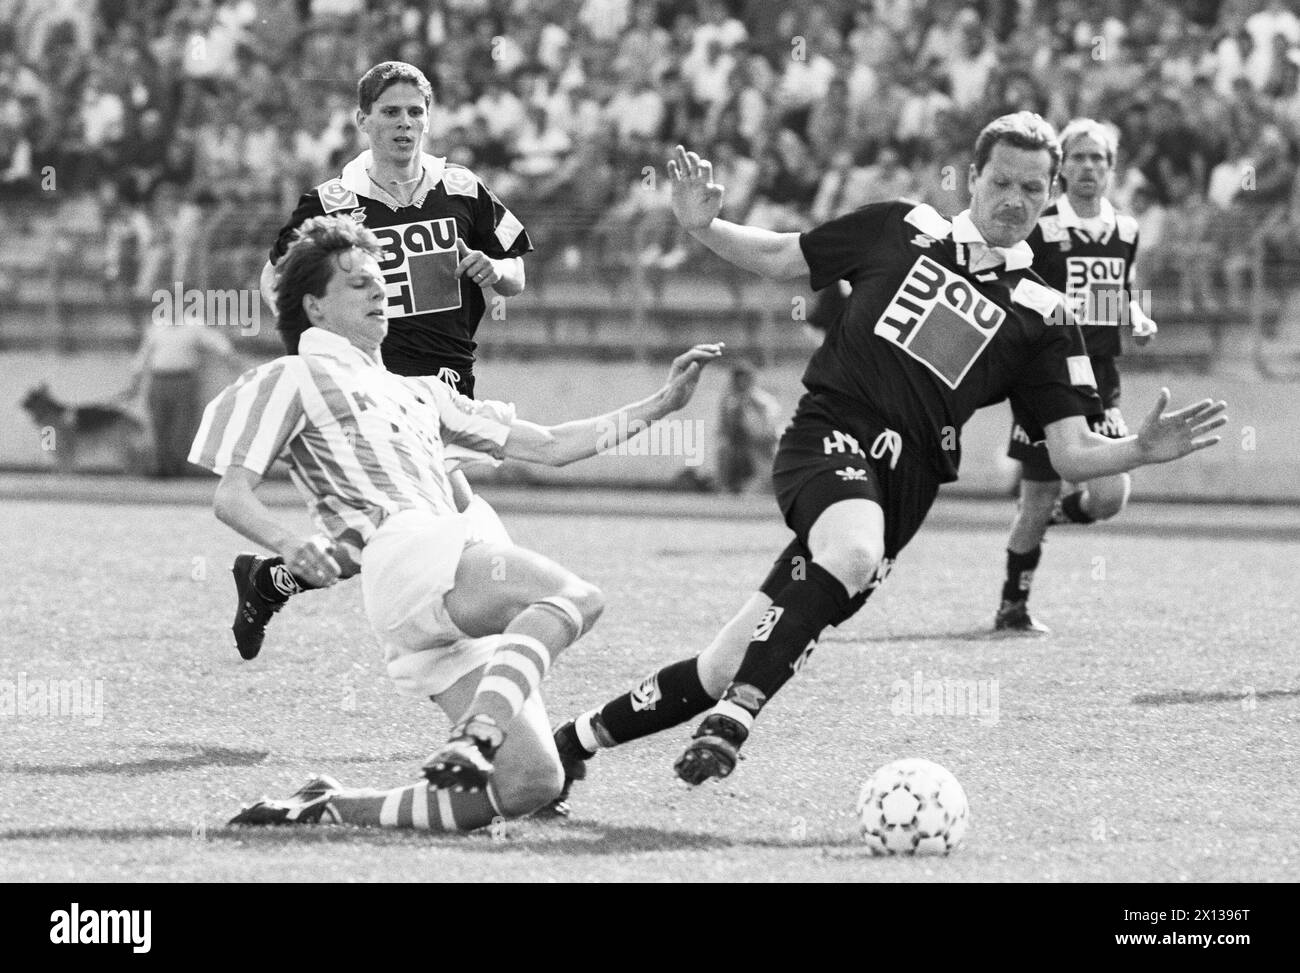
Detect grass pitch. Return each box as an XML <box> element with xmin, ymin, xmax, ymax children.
<box><xmin>2</xmin><ymin>493</ymin><xmax>1297</xmax><ymax>882</ymax></box>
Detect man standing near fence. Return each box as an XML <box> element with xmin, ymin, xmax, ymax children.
<box><xmin>232</xmin><ymin>60</ymin><xmax>533</xmax><ymax>661</ymax></box>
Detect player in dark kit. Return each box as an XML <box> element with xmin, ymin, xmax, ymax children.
<box><xmin>230</xmin><ymin>62</ymin><xmax>533</xmax><ymax>661</ymax></box>
<box><xmin>996</xmin><ymin>119</ymin><xmax>1157</xmax><ymax>634</ymax></box>
<box><xmin>548</xmin><ymin>115</ymin><xmax>1226</xmax><ymax>798</ymax></box>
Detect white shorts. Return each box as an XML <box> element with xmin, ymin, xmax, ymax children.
<box><xmin>361</xmin><ymin>508</ymin><xmax>501</xmax><ymax>698</ymax></box>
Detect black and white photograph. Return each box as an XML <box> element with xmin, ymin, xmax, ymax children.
<box><xmin>0</xmin><ymin>0</ymin><xmax>1295</xmax><ymax>913</ymax></box>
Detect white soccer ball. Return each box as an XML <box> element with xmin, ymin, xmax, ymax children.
<box><xmin>857</xmin><ymin>758</ymin><xmax>969</xmax><ymax>855</ymax></box>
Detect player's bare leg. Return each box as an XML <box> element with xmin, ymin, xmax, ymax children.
<box><xmin>999</xmin><ymin>471</ymin><xmax>1131</xmax><ymax>633</ymax></box>
<box><xmin>421</xmin><ymin>543</ymin><xmax>602</xmax><ymax>790</ymax></box>
<box><xmin>998</xmin><ymin>477</ymin><xmax>1059</xmax><ymax>634</ymax></box>
<box><xmin>676</xmin><ymin>499</ymin><xmax>884</xmax><ymax>783</ymax></box>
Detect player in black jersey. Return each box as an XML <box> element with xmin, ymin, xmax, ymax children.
<box><xmin>996</xmin><ymin>119</ymin><xmax>1157</xmax><ymax>634</ymax></box>
<box><xmin>547</xmin><ymin>113</ymin><xmax>1225</xmax><ymax>798</ymax></box>
<box><xmin>230</xmin><ymin>62</ymin><xmax>534</xmax><ymax>661</ymax></box>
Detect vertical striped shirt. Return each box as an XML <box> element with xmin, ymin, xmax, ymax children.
<box><xmin>189</xmin><ymin>328</ymin><xmax>515</xmax><ymax>563</ymax></box>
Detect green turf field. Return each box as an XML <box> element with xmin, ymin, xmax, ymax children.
<box><xmin>2</xmin><ymin>495</ymin><xmax>1297</xmax><ymax>882</ymax></box>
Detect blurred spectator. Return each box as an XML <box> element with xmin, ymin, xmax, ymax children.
<box><xmin>1162</xmin><ymin>173</ymin><xmax>1220</xmax><ymax>312</ymax></box>
<box><xmin>11</xmin><ymin>0</ymin><xmax>1300</xmax><ymax>325</ymax></box>
<box><xmin>711</xmin><ymin>139</ymin><xmax>760</xmax><ymax>221</ymax></box>
<box><xmin>614</xmin><ymin>0</ymin><xmax>672</xmax><ymax>84</ymax></box>
<box><xmin>1138</xmin><ymin>97</ymin><xmax>1208</xmax><ymax>204</ymax></box>
<box><xmin>947</xmin><ymin>17</ymin><xmax>1000</xmax><ymax>112</ymax></box>
<box><xmin>715</xmin><ymin>360</ymin><xmax>780</xmax><ymax>494</ymax></box>
<box><xmin>811</xmin><ymin>144</ymin><xmax>915</xmax><ymax>224</ymax></box>
<box><xmin>581</xmin><ymin>0</ymin><xmax>631</xmax><ymax>43</ymax></box>
<box><xmin>748</xmin><ymin>128</ymin><xmax>819</xmax><ymax>231</ymax></box>
<box><xmin>896</xmin><ymin>73</ymin><xmax>955</xmax><ymax>158</ymax></box>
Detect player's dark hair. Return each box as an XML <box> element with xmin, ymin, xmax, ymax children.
<box><xmin>972</xmin><ymin>111</ymin><xmax>1062</xmax><ymax>182</ymax></box>
<box><xmin>275</xmin><ymin>215</ymin><xmax>382</xmax><ymax>354</ymax></box>
<box><xmin>357</xmin><ymin>61</ymin><xmax>433</xmax><ymax>114</ymax></box>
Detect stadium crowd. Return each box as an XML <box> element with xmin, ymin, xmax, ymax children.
<box><xmin>3</xmin><ymin>0</ymin><xmax>1300</xmax><ymax>305</ymax></box>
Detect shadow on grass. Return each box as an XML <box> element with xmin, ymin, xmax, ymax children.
<box><xmin>1</xmin><ymin>744</ymin><xmax>270</xmax><ymax>776</ymax></box>
<box><xmin>821</xmin><ymin>628</ymin><xmax>1004</xmax><ymax>646</ymax></box>
<box><xmin>0</xmin><ymin>820</ymin><xmax>870</xmax><ymax>855</ymax></box>
<box><xmin>1133</xmin><ymin>687</ymin><xmax>1300</xmax><ymax>706</ymax></box>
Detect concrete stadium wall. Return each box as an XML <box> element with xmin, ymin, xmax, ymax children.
<box><xmin>1</xmin><ymin>351</ymin><xmax>1296</xmax><ymax>502</ymax></box>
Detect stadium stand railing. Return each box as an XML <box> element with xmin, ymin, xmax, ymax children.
<box><xmin>0</xmin><ymin>197</ymin><xmax>1293</xmax><ymax>373</ymax></box>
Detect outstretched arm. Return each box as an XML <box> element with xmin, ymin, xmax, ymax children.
<box><xmin>1044</xmin><ymin>389</ymin><xmax>1226</xmax><ymax>482</ymax></box>
<box><xmin>504</xmin><ymin>343</ymin><xmax>724</xmax><ymax>466</ymax></box>
<box><xmin>668</xmin><ymin>145</ymin><xmax>809</xmax><ymax>280</ymax></box>
<box><xmin>214</xmin><ymin>466</ymin><xmax>341</xmax><ymax>586</ymax></box>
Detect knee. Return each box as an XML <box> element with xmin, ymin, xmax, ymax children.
<box><xmin>1087</xmin><ymin>476</ymin><xmax>1130</xmax><ymax>521</ymax></box>
<box><xmin>564</xmin><ymin>579</ymin><xmax>605</xmax><ymax>633</ymax></box>
<box><xmin>817</xmin><ymin>535</ymin><xmax>884</xmax><ymax>595</ymax></box>
<box><xmin>1021</xmin><ymin>479</ymin><xmax>1061</xmax><ymax>513</ymax></box>
<box><xmin>495</xmin><ymin>760</ymin><xmax>564</xmax><ymax>817</ymax></box>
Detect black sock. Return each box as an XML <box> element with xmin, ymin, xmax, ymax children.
<box><xmin>1058</xmin><ymin>490</ymin><xmax>1094</xmax><ymax>524</ymax></box>
<box><xmin>725</xmin><ymin>561</ymin><xmax>853</xmax><ymax>717</ymax></box>
<box><xmin>589</xmin><ymin>658</ymin><xmax>716</xmax><ymax>747</ymax></box>
<box><xmin>1001</xmin><ymin>546</ymin><xmax>1042</xmax><ymax>604</ymax></box>
<box><xmin>251</xmin><ymin>556</ymin><xmax>321</xmax><ymax>604</ymax></box>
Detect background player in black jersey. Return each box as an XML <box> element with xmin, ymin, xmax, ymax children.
<box><xmin>549</xmin><ymin>114</ymin><xmax>1226</xmax><ymax>800</ymax></box>
<box><xmin>232</xmin><ymin>61</ymin><xmax>533</xmax><ymax>661</ymax></box>
<box><xmin>996</xmin><ymin>118</ymin><xmax>1158</xmax><ymax>634</ymax></box>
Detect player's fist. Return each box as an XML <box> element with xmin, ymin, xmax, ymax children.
<box><xmin>280</xmin><ymin>534</ymin><xmax>342</xmax><ymax>588</ymax></box>
<box><xmin>1135</xmin><ymin>388</ymin><xmax>1227</xmax><ymax>464</ymax></box>
<box><xmin>668</xmin><ymin>145</ymin><xmax>726</xmax><ymax>231</ymax></box>
<box><xmin>455</xmin><ymin>238</ymin><xmax>499</xmax><ymax>288</ymax></box>
<box><xmin>1130</xmin><ymin>303</ymin><xmax>1158</xmax><ymax>346</ymax></box>
<box><xmin>660</xmin><ymin>342</ymin><xmax>725</xmax><ymax>412</ymax></box>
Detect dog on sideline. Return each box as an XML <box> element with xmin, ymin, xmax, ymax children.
<box><xmin>20</xmin><ymin>382</ymin><xmax>149</xmax><ymax>473</ymax></box>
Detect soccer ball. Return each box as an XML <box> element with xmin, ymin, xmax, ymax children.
<box><xmin>857</xmin><ymin>758</ymin><xmax>969</xmax><ymax>855</ymax></box>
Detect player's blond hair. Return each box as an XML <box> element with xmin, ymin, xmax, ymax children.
<box><xmin>1059</xmin><ymin>118</ymin><xmax>1118</xmax><ymax>167</ymax></box>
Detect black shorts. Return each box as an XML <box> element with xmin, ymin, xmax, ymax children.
<box><xmin>1008</xmin><ymin>355</ymin><xmax>1125</xmax><ymax>481</ymax></box>
<box><xmin>757</xmin><ymin>393</ymin><xmax>942</xmax><ymax>615</ymax></box>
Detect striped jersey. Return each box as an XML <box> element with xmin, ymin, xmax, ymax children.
<box><xmin>270</xmin><ymin>150</ymin><xmax>533</xmax><ymax>379</ymax></box>
<box><xmin>1028</xmin><ymin>196</ymin><xmax>1139</xmax><ymax>358</ymax></box>
<box><xmin>188</xmin><ymin>328</ymin><xmax>515</xmax><ymax>571</ymax></box>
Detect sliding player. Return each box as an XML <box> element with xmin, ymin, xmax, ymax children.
<box><xmin>193</xmin><ymin>215</ymin><xmax>720</xmax><ymax>829</ymax></box>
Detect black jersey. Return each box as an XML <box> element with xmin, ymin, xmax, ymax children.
<box><xmin>798</xmin><ymin>200</ymin><xmax>1102</xmax><ymax>483</ymax></box>
<box><xmin>270</xmin><ymin>153</ymin><xmax>533</xmax><ymax>378</ymax></box>
<box><xmin>1027</xmin><ymin>197</ymin><xmax>1139</xmax><ymax>359</ymax></box>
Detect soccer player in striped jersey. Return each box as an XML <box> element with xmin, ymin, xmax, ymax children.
<box><xmin>996</xmin><ymin>119</ymin><xmax>1159</xmax><ymax>633</ymax></box>
<box><xmin>192</xmin><ymin>215</ymin><xmax>721</xmax><ymax>830</ymax></box>
<box><xmin>232</xmin><ymin>60</ymin><xmax>532</xmax><ymax>661</ymax></box>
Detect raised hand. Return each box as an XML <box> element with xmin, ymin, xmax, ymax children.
<box><xmin>1136</xmin><ymin>388</ymin><xmax>1227</xmax><ymax>463</ymax></box>
<box><xmin>660</xmin><ymin>342</ymin><xmax>725</xmax><ymax>412</ymax></box>
<box><xmin>667</xmin><ymin>145</ymin><xmax>726</xmax><ymax>231</ymax></box>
